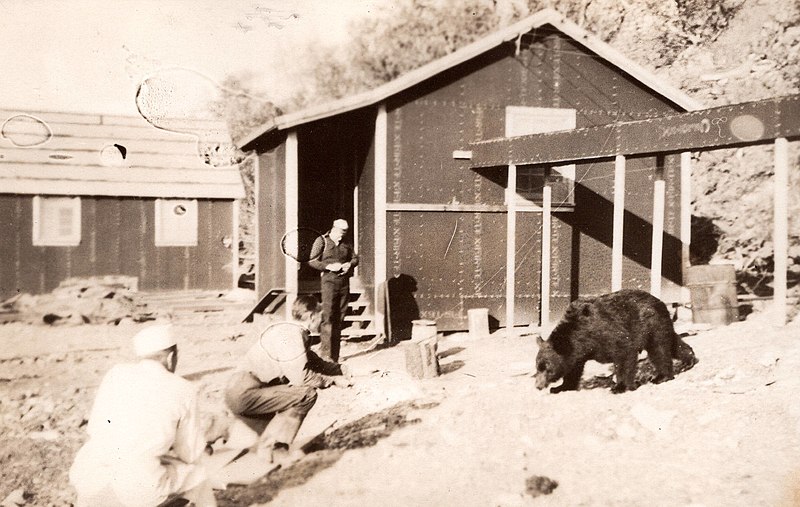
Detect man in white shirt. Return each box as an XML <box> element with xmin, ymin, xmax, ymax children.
<box><xmin>225</xmin><ymin>295</ymin><xmax>351</xmax><ymax>464</ymax></box>
<box><xmin>69</xmin><ymin>324</ymin><xmax>216</xmax><ymax>507</ymax></box>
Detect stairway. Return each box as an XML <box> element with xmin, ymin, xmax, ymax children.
<box><xmin>244</xmin><ymin>286</ymin><xmax>379</xmax><ymax>340</ymax></box>
<box><xmin>341</xmin><ymin>289</ymin><xmax>378</xmax><ymax>340</ymax></box>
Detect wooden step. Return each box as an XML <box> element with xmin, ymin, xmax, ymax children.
<box><xmin>344</xmin><ymin>314</ymin><xmax>373</xmax><ymax>322</ymax></box>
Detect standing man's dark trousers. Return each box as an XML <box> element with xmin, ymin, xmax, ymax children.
<box><xmin>320</xmin><ymin>278</ymin><xmax>349</xmax><ymax>362</ymax></box>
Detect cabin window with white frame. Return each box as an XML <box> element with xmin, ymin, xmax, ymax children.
<box><xmin>32</xmin><ymin>196</ymin><xmax>81</xmax><ymax>246</ymax></box>
<box><xmin>505</xmin><ymin>106</ymin><xmax>577</xmax><ymax>208</ymax></box>
<box><xmin>154</xmin><ymin>199</ymin><xmax>198</xmax><ymax>247</ymax></box>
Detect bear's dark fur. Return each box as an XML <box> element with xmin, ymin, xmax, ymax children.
<box><xmin>534</xmin><ymin>289</ymin><xmax>697</xmax><ymax>394</ymax></box>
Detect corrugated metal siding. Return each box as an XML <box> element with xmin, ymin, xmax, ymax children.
<box><xmin>0</xmin><ymin>195</ymin><xmax>233</xmax><ymax>299</ymax></box>
<box><xmin>378</xmin><ymin>32</ymin><xmax>684</xmax><ymax>328</ymax></box>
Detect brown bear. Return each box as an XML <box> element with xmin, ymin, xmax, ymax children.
<box><xmin>534</xmin><ymin>289</ymin><xmax>697</xmax><ymax>394</ymax></box>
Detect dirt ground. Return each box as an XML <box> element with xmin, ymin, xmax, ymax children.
<box><xmin>2</xmin><ymin>307</ymin><xmax>800</xmax><ymax>507</ymax></box>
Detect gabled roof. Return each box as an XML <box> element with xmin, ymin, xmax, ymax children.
<box><xmin>0</xmin><ymin>109</ymin><xmax>245</xmax><ymax>199</ymax></box>
<box><xmin>240</xmin><ymin>8</ymin><xmax>703</xmax><ymax>149</ymax></box>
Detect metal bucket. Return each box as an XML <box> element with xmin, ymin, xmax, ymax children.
<box><xmin>685</xmin><ymin>264</ymin><xmax>739</xmax><ymax>326</ymax></box>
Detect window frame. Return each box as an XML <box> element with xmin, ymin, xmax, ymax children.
<box><xmin>504</xmin><ymin>106</ymin><xmax>577</xmax><ymax>210</ymax></box>
<box><xmin>32</xmin><ymin>195</ymin><xmax>82</xmax><ymax>246</ymax></box>
<box><xmin>154</xmin><ymin>198</ymin><xmax>199</xmax><ymax>247</ymax></box>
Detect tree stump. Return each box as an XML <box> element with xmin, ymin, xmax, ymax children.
<box><xmin>404</xmin><ymin>336</ymin><xmax>440</xmax><ymax>378</ymax></box>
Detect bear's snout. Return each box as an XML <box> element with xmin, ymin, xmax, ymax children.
<box><xmin>534</xmin><ymin>372</ymin><xmax>549</xmax><ymax>390</ymax></box>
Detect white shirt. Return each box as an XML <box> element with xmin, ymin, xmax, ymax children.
<box><xmin>70</xmin><ymin>359</ymin><xmax>206</xmax><ymax>506</ymax></box>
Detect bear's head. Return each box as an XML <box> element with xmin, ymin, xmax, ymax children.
<box><xmin>534</xmin><ymin>335</ymin><xmax>566</xmax><ymax>390</ymax></box>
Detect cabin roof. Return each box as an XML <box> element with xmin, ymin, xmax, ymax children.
<box><xmin>240</xmin><ymin>8</ymin><xmax>703</xmax><ymax>149</ymax></box>
<box><xmin>0</xmin><ymin>109</ymin><xmax>245</xmax><ymax>199</ymax></box>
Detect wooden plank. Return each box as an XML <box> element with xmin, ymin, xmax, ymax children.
<box><xmin>540</xmin><ymin>185</ymin><xmax>552</xmax><ymax>329</ymax></box>
<box><xmin>650</xmin><ymin>179</ymin><xmax>665</xmax><ymax>298</ymax></box>
<box><xmin>2</xmin><ymin>119</ymin><xmax>229</xmax><ymax>143</ymax></box>
<box><xmin>0</xmin><ymin>163</ymin><xmax>241</xmax><ymax>184</ymax></box>
<box><xmin>506</xmin><ymin>164</ymin><xmax>516</xmax><ymax>334</ymax></box>
<box><xmin>680</xmin><ymin>152</ymin><xmax>692</xmax><ymax>303</ymax></box>
<box><xmin>1</xmin><ymin>146</ymin><xmax>205</xmax><ymax>169</ymax></box>
<box><xmin>1</xmin><ymin>134</ymin><xmax>203</xmax><ymax>154</ymax></box>
<box><xmin>285</xmin><ymin>131</ymin><xmax>299</xmax><ymax>318</ymax></box>
<box><xmin>0</xmin><ymin>109</ymin><xmax>102</xmax><ymax>125</ymax></box>
<box><xmin>2</xmin><ymin>179</ymin><xmax>244</xmax><ymax>200</ymax></box>
<box><xmin>374</xmin><ymin>105</ymin><xmax>388</xmax><ymax>311</ymax></box>
<box><xmin>470</xmin><ymin>94</ymin><xmax>800</xmax><ymax>167</ymax></box>
<box><xmin>611</xmin><ymin>155</ymin><xmax>625</xmax><ymax>291</ymax></box>
<box><xmin>773</xmin><ymin>137</ymin><xmax>788</xmax><ymax>324</ymax></box>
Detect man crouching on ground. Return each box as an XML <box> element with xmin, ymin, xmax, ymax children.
<box><xmin>70</xmin><ymin>324</ymin><xmax>217</xmax><ymax>507</ymax></box>
<box><xmin>224</xmin><ymin>295</ymin><xmax>352</xmax><ymax>465</ymax></box>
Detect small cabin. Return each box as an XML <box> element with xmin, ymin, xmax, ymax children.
<box><xmin>239</xmin><ymin>9</ymin><xmax>703</xmax><ymax>332</ymax></box>
<box><xmin>0</xmin><ymin>109</ymin><xmax>244</xmax><ymax>300</ymax></box>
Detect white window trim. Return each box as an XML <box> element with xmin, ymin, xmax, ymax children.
<box><xmin>32</xmin><ymin>195</ymin><xmax>81</xmax><ymax>246</ymax></box>
<box><xmin>505</xmin><ymin>106</ymin><xmax>577</xmax><ymax>211</ymax></box>
<box><xmin>154</xmin><ymin>198</ymin><xmax>198</xmax><ymax>247</ymax></box>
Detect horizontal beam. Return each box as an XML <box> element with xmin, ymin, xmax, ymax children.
<box><xmin>469</xmin><ymin>94</ymin><xmax>800</xmax><ymax>168</ymax></box>
<box><xmin>384</xmin><ymin>202</ymin><xmax>574</xmax><ymax>213</ymax></box>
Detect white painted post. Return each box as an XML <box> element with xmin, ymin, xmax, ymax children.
<box><xmin>541</xmin><ymin>185</ymin><xmax>552</xmax><ymax>330</ymax></box>
<box><xmin>680</xmin><ymin>152</ymin><xmax>692</xmax><ymax>304</ymax></box>
<box><xmin>232</xmin><ymin>198</ymin><xmax>240</xmax><ymax>290</ymax></box>
<box><xmin>773</xmin><ymin>138</ymin><xmax>788</xmax><ymax>325</ymax></box>
<box><xmin>374</xmin><ymin>104</ymin><xmax>388</xmax><ymax>334</ymax></box>
<box><xmin>650</xmin><ymin>179</ymin><xmax>665</xmax><ymax>298</ymax></box>
<box><xmin>611</xmin><ymin>155</ymin><xmax>626</xmax><ymax>292</ymax></box>
<box><xmin>253</xmin><ymin>155</ymin><xmax>261</xmax><ymax>296</ymax></box>
<box><xmin>506</xmin><ymin>164</ymin><xmax>517</xmax><ymax>336</ymax></box>
<box><xmin>285</xmin><ymin>131</ymin><xmax>299</xmax><ymax>319</ymax></box>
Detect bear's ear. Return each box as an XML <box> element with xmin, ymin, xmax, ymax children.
<box><xmin>536</xmin><ymin>335</ymin><xmax>545</xmax><ymax>346</ymax></box>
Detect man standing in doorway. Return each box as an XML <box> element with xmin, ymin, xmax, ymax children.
<box><xmin>308</xmin><ymin>219</ymin><xmax>359</xmax><ymax>363</ymax></box>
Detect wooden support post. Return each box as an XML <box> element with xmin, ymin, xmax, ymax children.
<box><xmin>285</xmin><ymin>131</ymin><xmax>299</xmax><ymax>319</ymax></box>
<box><xmin>506</xmin><ymin>163</ymin><xmax>517</xmax><ymax>336</ymax></box>
<box><xmin>773</xmin><ymin>138</ymin><xmax>788</xmax><ymax>325</ymax></box>
<box><xmin>611</xmin><ymin>155</ymin><xmax>626</xmax><ymax>292</ymax></box>
<box><xmin>374</xmin><ymin>104</ymin><xmax>388</xmax><ymax>334</ymax></box>
<box><xmin>232</xmin><ymin>198</ymin><xmax>240</xmax><ymax>290</ymax></box>
<box><xmin>680</xmin><ymin>152</ymin><xmax>692</xmax><ymax>304</ymax></box>
<box><xmin>404</xmin><ymin>336</ymin><xmax>439</xmax><ymax>378</ymax></box>
<box><xmin>651</xmin><ymin>179</ymin><xmax>665</xmax><ymax>298</ymax></box>
<box><xmin>540</xmin><ymin>185</ymin><xmax>552</xmax><ymax>330</ymax></box>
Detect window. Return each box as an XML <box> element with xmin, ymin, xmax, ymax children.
<box><xmin>32</xmin><ymin>196</ymin><xmax>81</xmax><ymax>246</ymax></box>
<box><xmin>154</xmin><ymin>199</ymin><xmax>198</xmax><ymax>246</ymax></box>
<box><xmin>505</xmin><ymin>106</ymin><xmax>577</xmax><ymax>208</ymax></box>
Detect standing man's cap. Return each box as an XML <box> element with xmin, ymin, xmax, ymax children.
<box><xmin>332</xmin><ymin>219</ymin><xmax>349</xmax><ymax>231</ymax></box>
<box><xmin>133</xmin><ymin>324</ymin><xmax>176</xmax><ymax>357</ymax></box>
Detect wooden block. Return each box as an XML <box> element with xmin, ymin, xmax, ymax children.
<box><xmin>404</xmin><ymin>336</ymin><xmax>440</xmax><ymax>378</ymax></box>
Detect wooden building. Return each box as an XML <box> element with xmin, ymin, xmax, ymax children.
<box><xmin>0</xmin><ymin>109</ymin><xmax>244</xmax><ymax>300</ymax></box>
<box><xmin>239</xmin><ymin>9</ymin><xmax>703</xmax><ymax>331</ymax></box>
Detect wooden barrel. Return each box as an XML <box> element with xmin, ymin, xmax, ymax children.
<box><xmin>684</xmin><ymin>264</ymin><xmax>739</xmax><ymax>326</ymax></box>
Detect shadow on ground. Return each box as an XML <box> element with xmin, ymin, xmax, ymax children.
<box><xmin>579</xmin><ymin>357</ymin><xmax>698</xmax><ymax>391</ymax></box>
<box><xmin>216</xmin><ymin>399</ymin><xmax>439</xmax><ymax>506</ymax></box>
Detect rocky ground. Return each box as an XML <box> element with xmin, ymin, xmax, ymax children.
<box><xmin>2</xmin><ymin>304</ymin><xmax>799</xmax><ymax>506</ymax></box>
